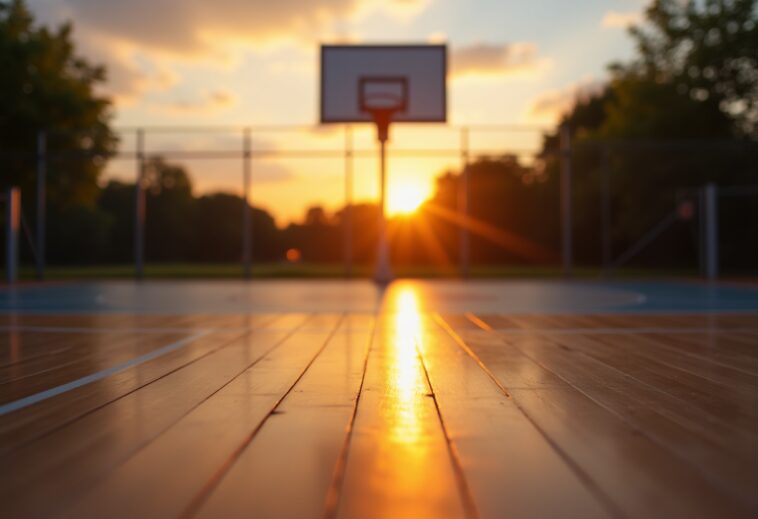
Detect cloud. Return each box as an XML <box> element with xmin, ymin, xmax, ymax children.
<box><xmin>48</xmin><ymin>0</ymin><xmax>428</xmax><ymax>56</ymax></box>
<box><xmin>602</xmin><ymin>11</ymin><xmax>643</xmax><ymax>29</ymax></box>
<box><xmin>451</xmin><ymin>42</ymin><xmax>546</xmax><ymax>78</ymax></box>
<box><xmin>57</xmin><ymin>0</ymin><xmax>349</xmax><ymax>55</ymax></box>
<box><xmin>28</xmin><ymin>0</ymin><xmax>429</xmax><ymax>107</ymax></box>
<box><xmin>158</xmin><ymin>90</ymin><xmax>236</xmax><ymax>114</ymax></box>
<box><xmin>529</xmin><ymin>79</ymin><xmax>606</xmax><ymax>122</ymax></box>
<box><xmin>93</xmin><ymin>41</ymin><xmax>179</xmax><ymax>105</ymax></box>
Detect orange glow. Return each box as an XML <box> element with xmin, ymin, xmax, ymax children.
<box><xmin>285</xmin><ymin>248</ymin><xmax>301</xmax><ymax>262</ymax></box>
<box><xmin>387</xmin><ymin>178</ymin><xmax>431</xmax><ymax>216</ymax></box>
<box><xmin>388</xmin><ymin>288</ymin><xmax>424</xmax><ymax>444</ymax></box>
<box><xmin>336</xmin><ymin>284</ymin><xmax>464</xmax><ymax>516</ymax></box>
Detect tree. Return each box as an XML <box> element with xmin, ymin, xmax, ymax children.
<box><xmin>0</xmin><ymin>0</ymin><xmax>116</xmax><ymax>207</ymax></box>
<box><xmin>426</xmin><ymin>157</ymin><xmax>558</xmax><ymax>265</ymax></box>
<box><xmin>143</xmin><ymin>157</ymin><xmax>195</xmax><ymax>261</ymax></box>
<box><xmin>531</xmin><ymin>0</ymin><xmax>758</xmax><ymax>270</ymax></box>
<box><xmin>619</xmin><ymin>0</ymin><xmax>758</xmax><ymax>137</ymax></box>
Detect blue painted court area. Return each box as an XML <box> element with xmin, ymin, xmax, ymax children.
<box><xmin>1</xmin><ymin>279</ymin><xmax>757</xmax><ymax>314</ymax></box>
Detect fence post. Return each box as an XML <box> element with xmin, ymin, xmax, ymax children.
<box><xmin>344</xmin><ymin>126</ymin><xmax>353</xmax><ymax>279</ymax></box>
<box><xmin>459</xmin><ymin>126</ymin><xmax>470</xmax><ymax>278</ymax></box>
<box><xmin>135</xmin><ymin>129</ymin><xmax>145</xmax><ymax>280</ymax></box>
<box><xmin>242</xmin><ymin>127</ymin><xmax>252</xmax><ymax>278</ymax></box>
<box><xmin>6</xmin><ymin>187</ymin><xmax>20</xmax><ymax>284</ymax></box>
<box><xmin>601</xmin><ymin>145</ymin><xmax>611</xmax><ymax>273</ymax></box>
<box><xmin>560</xmin><ymin>124</ymin><xmax>573</xmax><ymax>277</ymax></box>
<box><xmin>703</xmin><ymin>182</ymin><xmax>719</xmax><ymax>280</ymax></box>
<box><xmin>36</xmin><ymin>131</ymin><xmax>46</xmax><ymax>280</ymax></box>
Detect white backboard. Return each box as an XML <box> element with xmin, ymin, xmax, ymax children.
<box><xmin>320</xmin><ymin>44</ymin><xmax>447</xmax><ymax>123</ymax></box>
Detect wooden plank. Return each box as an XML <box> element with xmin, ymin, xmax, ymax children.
<box><xmin>577</xmin><ymin>332</ymin><xmax>758</xmax><ymax>392</ymax></box>
<box><xmin>0</xmin><ymin>330</ymin><xmax>245</xmax><ymax>453</ymax></box>
<box><xmin>0</xmin><ymin>313</ymin><xmax>280</xmax><ymax>373</ymax></box>
<box><xmin>637</xmin><ymin>332</ymin><xmax>758</xmax><ymax>374</ymax></box>
<box><xmin>0</xmin><ymin>314</ymin><xmax>285</xmax><ymax>452</ymax></box>
<box><xmin>333</xmin><ymin>315</ymin><xmax>467</xmax><ymax>519</ymax></box>
<box><xmin>0</xmin><ymin>313</ymin><xmax>191</xmax><ymax>330</ymax></box>
<box><xmin>571</xmin><ymin>333</ymin><xmax>758</xmax><ymax>432</ymax></box>
<box><xmin>442</xmin><ymin>316</ymin><xmax>754</xmax><ymax>518</ymax></box>
<box><xmin>0</xmin><ymin>331</ymin><xmax>68</xmax><ymax>366</ymax></box>
<box><xmin>0</xmin><ymin>332</ymin><xmax>188</xmax><ymax>401</ymax></box>
<box><xmin>505</xmin><ymin>387</ymin><xmax>754</xmax><ymax>519</ymax></box>
<box><xmin>425</xmin><ymin>317</ymin><xmax>611</xmax><ymax>518</ymax></box>
<box><xmin>463</xmin><ymin>316</ymin><xmax>758</xmax><ymax>512</ymax></box>
<box><xmin>1</xmin><ymin>314</ymin><xmax>316</xmax><ymax>518</ymax></box>
<box><xmin>61</xmin><ymin>316</ymin><xmax>346</xmax><ymax>519</ymax></box>
<box><xmin>191</xmin><ymin>315</ymin><xmax>374</xmax><ymax>519</ymax></box>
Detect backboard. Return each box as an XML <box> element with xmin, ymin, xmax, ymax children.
<box><xmin>320</xmin><ymin>44</ymin><xmax>447</xmax><ymax>123</ymax></box>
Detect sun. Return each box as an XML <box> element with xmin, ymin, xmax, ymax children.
<box><xmin>387</xmin><ymin>180</ymin><xmax>430</xmax><ymax>216</ymax></box>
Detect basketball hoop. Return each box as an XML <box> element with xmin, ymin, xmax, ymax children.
<box><xmin>319</xmin><ymin>45</ymin><xmax>447</xmax><ymax>285</ymax></box>
<box><xmin>359</xmin><ymin>77</ymin><xmax>408</xmax><ymax>142</ymax></box>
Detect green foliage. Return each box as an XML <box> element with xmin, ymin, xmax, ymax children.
<box><xmin>143</xmin><ymin>157</ymin><xmax>195</xmax><ymax>261</ymax></box>
<box><xmin>618</xmin><ymin>0</ymin><xmax>758</xmax><ymax>137</ymax></box>
<box><xmin>426</xmin><ymin>156</ymin><xmax>559</xmax><ymax>265</ymax></box>
<box><xmin>46</xmin><ymin>205</ymin><xmax>112</xmax><ymax>264</ymax></box>
<box><xmin>0</xmin><ymin>0</ymin><xmax>116</xmax><ymax>207</ymax></box>
<box><xmin>96</xmin><ymin>158</ymin><xmax>282</xmax><ymax>264</ymax></box>
<box><xmin>537</xmin><ymin>0</ymin><xmax>758</xmax><ymax>269</ymax></box>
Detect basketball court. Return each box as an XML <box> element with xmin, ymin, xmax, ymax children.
<box><xmin>1</xmin><ymin>278</ymin><xmax>757</xmax><ymax>518</ymax></box>
<box><xmin>2</xmin><ymin>40</ymin><xmax>757</xmax><ymax>519</ymax></box>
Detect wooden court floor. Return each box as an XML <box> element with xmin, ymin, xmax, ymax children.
<box><xmin>1</xmin><ymin>308</ymin><xmax>757</xmax><ymax>518</ymax></box>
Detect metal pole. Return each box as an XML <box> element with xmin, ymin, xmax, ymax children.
<box><xmin>698</xmin><ymin>187</ymin><xmax>705</xmax><ymax>276</ymax></box>
<box><xmin>135</xmin><ymin>129</ymin><xmax>145</xmax><ymax>280</ymax></box>
<box><xmin>344</xmin><ymin>126</ymin><xmax>353</xmax><ymax>279</ymax></box>
<box><xmin>704</xmin><ymin>182</ymin><xmax>719</xmax><ymax>280</ymax></box>
<box><xmin>374</xmin><ymin>137</ymin><xmax>392</xmax><ymax>284</ymax></box>
<box><xmin>242</xmin><ymin>127</ymin><xmax>252</xmax><ymax>278</ymax></box>
<box><xmin>36</xmin><ymin>131</ymin><xmax>46</xmax><ymax>280</ymax></box>
<box><xmin>6</xmin><ymin>187</ymin><xmax>20</xmax><ymax>284</ymax></box>
<box><xmin>560</xmin><ymin>124</ymin><xmax>573</xmax><ymax>277</ymax></box>
<box><xmin>601</xmin><ymin>145</ymin><xmax>611</xmax><ymax>273</ymax></box>
<box><xmin>459</xmin><ymin>127</ymin><xmax>470</xmax><ymax>278</ymax></box>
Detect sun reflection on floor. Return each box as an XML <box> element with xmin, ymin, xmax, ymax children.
<box><xmin>338</xmin><ymin>284</ymin><xmax>466</xmax><ymax>517</ymax></box>
<box><xmin>388</xmin><ymin>287</ymin><xmax>424</xmax><ymax>445</ymax></box>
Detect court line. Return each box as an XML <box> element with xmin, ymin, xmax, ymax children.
<box><xmin>0</xmin><ymin>325</ymin><xmax>371</xmax><ymax>335</ymax></box>
<box><xmin>0</xmin><ymin>330</ymin><xmax>210</xmax><ymax>416</ymax></box>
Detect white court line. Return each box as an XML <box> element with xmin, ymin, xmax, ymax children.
<box><xmin>0</xmin><ymin>330</ymin><xmax>210</xmax><ymax>416</ymax></box>
<box><xmin>0</xmin><ymin>325</ymin><xmax>370</xmax><ymax>335</ymax></box>
<box><xmin>487</xmin><ymin>327</ymin><xmax>758</xmax><ymax>335</ymax></box>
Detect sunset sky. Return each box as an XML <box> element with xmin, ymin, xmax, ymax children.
<box><xmin>27</xmin><ymin>0</ymin><xmax>647</xmax><ymax>224</ymax></box>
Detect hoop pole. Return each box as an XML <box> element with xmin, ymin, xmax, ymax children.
<box><xmin>374</xmin><ymin>130</ymin><xmax>393</xmax><ymax>284</ymax></box>
<box><xmin>242</xmin><ymin>127</ymin><xmax>252</xmax><ymax>278</ymax></box>
<box><xmin>6</xmin><ymin>187</ymin><xmax>20</xmax><ymax>284</ymax></box>
<box><xmin>459</xmin><ymin>127</ymin><xmax>470</xmax><ymax>278</ymax></box>
<box><xmin>36</xmin><ymin>131</ymin><xmax>46</xmax><ymax>280</ymax></box>
<box><xmin>344</xmin><ymin>126</ymin><xmax>353</xmax><ymax>279</ymax></box>
<box><xmin>135</xmin><ymin>129</ymin><xmax>145</xmax><ymax>280</ymax></box>
<box><xmin>560</xmin><ymin>124</ymin><xmax>573</xmax><ymax>277</ymax></box>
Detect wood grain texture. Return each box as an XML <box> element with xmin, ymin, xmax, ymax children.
<box><xmin>1</xmin><ymin>317</ymin><xmax>313</xmax><ymax>517</ymax></box>
<box><xmin>1</xmin><ymin>309</ymin><xmax>756</xmax><ymax>518</ymax></box>
<box><xmin>62</xmin><ymin>318</ymin><xmax>344</xmax><ymax>519</ymax></box>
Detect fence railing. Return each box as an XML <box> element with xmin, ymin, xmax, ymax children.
<box><xmin>2</xmin><ymin>124</ymin><xmax>757</xmax><ymax>282</ymax></box>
